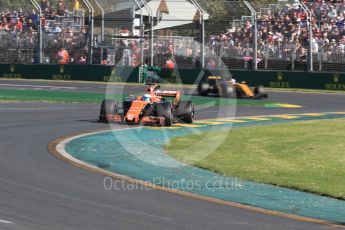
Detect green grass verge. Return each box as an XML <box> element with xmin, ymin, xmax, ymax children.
<box><xmin>165</xmin><ymin>118</ymin><xmax>345</xmax><ymax>199</ymax></box>
<box><xmin>268</xmin><ymin>87</ymin><xmax>345</xmax><ymax>94</ymax></box>
<box><xmin>0</xmin><ymin>88</ymin><xmax>112</xmax><ymax>103</ymax></box>
<box><xmin>0</xmin><ymin>88</ymin><xmax>274</xmax><ymax>107</ymax></box>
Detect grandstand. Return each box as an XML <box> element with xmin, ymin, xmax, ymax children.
<box><xmin>1</xmin><ymin>0</ymin><xmax>345</xmax><ymax>72</ymax></box>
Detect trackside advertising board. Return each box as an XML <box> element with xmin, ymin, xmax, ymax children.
<box><xmin>0</xmin><ymin>64</ymin><xmax>345</xmax><ymax>90</ymax></box>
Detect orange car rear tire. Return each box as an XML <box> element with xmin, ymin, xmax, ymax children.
<box><xmin>157</xmin><ymin>102</ymin><xmax>173</xmax><ymax>126</ymax></box>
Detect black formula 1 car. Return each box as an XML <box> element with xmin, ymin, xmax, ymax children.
<box><xmin>99</xmin><ymin>84</ymin><xmax>194</xmax><ymax>126</ymax></box>
<box><xmin>197</xmin><ymin>75</ymin><xmax>268</xmax><ymax>99</ymax></box>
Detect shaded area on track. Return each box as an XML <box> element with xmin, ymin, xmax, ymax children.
<box><xmin>65</xmin><ymin>113</ymin><xmax>345</xmax><ymax>226</ymax></box>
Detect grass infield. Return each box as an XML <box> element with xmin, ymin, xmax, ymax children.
<box><xmin>165</xmin><ymin>118</ymin><xmax>345</xmax><ymax>200</ymax></box>
<box><xmin>0</xmin><ymin>88</ymin><xmax>273</xmax><ymax>107</ymax></box>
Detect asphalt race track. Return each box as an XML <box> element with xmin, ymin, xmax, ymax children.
<box><xmin>0</xmin><ymin>80</ymin><xmax>344</xmax><ymax>230</ymax></box>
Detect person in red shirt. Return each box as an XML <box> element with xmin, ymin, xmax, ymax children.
<box><xmin>165</xmin><ymin>59</ymin><xmax>175</xmax><ymax>69</ymax></box>
<box><xmin>15</xmin><ymin>20</ymin><xmax>23</xmax><ymax>31</ymax></box>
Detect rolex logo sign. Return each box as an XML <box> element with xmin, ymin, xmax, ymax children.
<box><xmin>103</xmin><ymin>68</ymin><xmax>122</xmax><ymax>82</ymax></box>
<box><xmin>325</xmin><ymin>74</ymin><xmax>345</xmax><ymax>90</ymax></box>
<box><xmin>333</xmin><ymin>74</ymin><xmax>340</xmax><ymax>83</ymax></box>
<box><xmin>10</xmin><ymin>64</ymin><xmax>15</xmax><ymax>73</ymax></box>
<box><xmin>52</xmin><ymin>65</ymin><xmax>71</xmax><ymax>81</ymax></box>
<box><xmin>59</xmin><ymin>65</ymin><xmax>65</xmax><ymax>74</ymax></box>
<box><xmin>2</xmin><ymin>64</ymin><xmax>21</xmax><ymax>79</ymax></box>
<box><xmin>269</xmin><ymin>72</ymin><xmax>290</xmax><ymax>88</ymax></box>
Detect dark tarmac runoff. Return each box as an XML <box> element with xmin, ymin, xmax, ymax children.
<box><xmin>0</xmin><ymin>79</ymin><xmax>344</xmax><ymax>230</ymax></box>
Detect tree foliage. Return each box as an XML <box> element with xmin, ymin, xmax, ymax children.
<box><xmin>0</xmin><ymin>0</ymin><xmax>33</xmax><ymax>11</ymax></box>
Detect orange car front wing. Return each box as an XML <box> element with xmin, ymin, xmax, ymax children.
<box><xmin>106</xmin><ymin>114</ymin><xmax>164</xmax><ymax>125</ymax></box>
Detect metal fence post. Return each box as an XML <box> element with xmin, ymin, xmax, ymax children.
<box><xmin>292</xmin><ymin>49</ymin><xmax>296</xmax><ymax>70</ymax></box>
<box><xmin>81</xmin><ymin>0</ymin><xmax>94</xmax><ymax>64</ymax></box>
<box><xmin>88</xmin><ymin>0</ymin><xmax>95</xmax><ymax>64</ymax></box>
<box><xmin>244</xmin><ymin>0</ymin><xmax>257</xmax><ymax>70</ymax></box>
<box><xmin>30</xmin><ymin>0</ymin><xmax>42</xmax><ymax>64</ymax></box>
<box><xmin>93</xmin><ymin>0</ymin><xmax>105</xmax><ymax>42</ymax></box>
<box><xmin>190</xmin><ymin>0</ymin><xmax>205</xmax><ymax>68</ymax></box>
<box><xmin>133</xmin><ymin>0</ymin><xmax>144</xmax><ymax>79</ymax></box>
<box><xmin>138</xmin><ymin>0</ymin><xmax>154</xmax><ymax>66</ymax></box>
<box><xmin>301</xmin><ymin>1</ymin><xmax>313</xmax><ymax>71</ymax></box>
<box><xmin>319</xmin><ymin>45</ymin><xmax>324</xmax><ymax>71</ymax></box>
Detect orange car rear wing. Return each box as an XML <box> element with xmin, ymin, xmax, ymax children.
<box><xmin>156</xmin><ymin>90</ymin><xmax>181</xmax><ymax>105</ymax></box>
<box><xmin>156</xmin><ymin>90</ymin><xmax>179</xmax><ymax>97</ymax></box>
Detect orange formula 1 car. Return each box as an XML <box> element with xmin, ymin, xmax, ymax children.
<box><xmin>99</xmin><ymin>84</ymin><xmax>194</xmax><ymax>126</ymax></box>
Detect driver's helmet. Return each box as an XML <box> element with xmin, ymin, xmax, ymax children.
<box><xmin>142</xmin><ymin>94</ymin><xmax>152</xmax><ymax>102</ymax></box>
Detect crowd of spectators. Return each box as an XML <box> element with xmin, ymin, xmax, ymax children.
<box><xmin>40</xmin><ymin>0</ymin><xmax>88</xmax><ymax>57</ymax></box>
<box><xmin>115</xmin><ymin>0</ymin><xmax>345</xmax><ymax>68</ymax></box>
<box><xmin>3</xmin><ymin>0</ymin><xmax>345</xmax><ymax>67</ymax></box>
<box><xmin>208</xmin><ymin>0</ymin><xmax>345</xmax><ymax>64</ymax></box>
<box><xmin>0</xmin><ymin>0</ymin><xmax>88</xmax><ymax>64</ymax></box>
<box><xmin>0</xmin><ymin>9</ymin><xmax>39</xmax><ymax>49</ymax></box>
<box><xmin>109</xmin><ymin>30</ymin><xmax>198</xmax><ymax>67</ymax></box>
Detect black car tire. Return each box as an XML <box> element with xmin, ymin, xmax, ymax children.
<box><xmin>157</xmin><ymin>102</ymin><xmax>173</xmax><ymax>126</ymax></box>
<box><xmin>122</xmin><ymin>100</ymin><xmax>132</xmax><ymax>116</ymax></box>
<box><xmin>99</xmin><ymin>99</ymin><xmax>118</xmax><ymax>121</ymax></box>
<box><xmin>220</xmin><ymin>83</ymin><xmax>235</xmax><ymax>98</ymax></box>
<box><xmin>254</xmin><ymin>85</ymin><xmax>265</xmax><ymax>95</ymax></box>
<box><xmin>177</xmin><ymin>101</ymin><xmax>194</xmax><ymax>123</ymax></box>
<box><xmin>198</xmin><ymin>82</ymin><xmax>209</xmax><ymax>96</ymax></box>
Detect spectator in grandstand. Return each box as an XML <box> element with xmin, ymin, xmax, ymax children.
<box><xmin>29</xmin><ymin>9</ymin><xmax>39</xmax><ymax>28</ymax></box>
<box><xmin>336</xmin><ymin>39</ymin><xmax>345</xmax><ymax>54</ymax></box>
<box><xmin>28</xmin><ymin>26</ymin><xmax>38</xmax><ymax>46</ymax></box>
<box><xmin>57</xmin><ymin>0</ymin><xmax>66</xmax><ymax>16</ymax></box>
<box><xmin>15</xmin><ymin>18</ymin><xmax>23</xmax><ymax>32</ymax></box>
<box><xmin>207</xmin><ymin>59</ymin><xmax>217</xmax><ymax>69</ymax></box>
<box><xmin>76</xmin><ymin>55</ymin><xmax>87</xmax><ymax>64</ymax></box>
<box><xmin>52</xmin><ymin>24</ymin><xmax>62</xmax><ymax>33</ymax></box>
<box><xmin>74</xmin><ymin>0</ymin><xmax>80</xmax><ymax>11</ymax></box>
<box><xmin>24</xmin><ymin>19</ymin><xmax>37</xmax><ymax>32</ymax></box>
<box><xmin>56</xmin><ymin>47</ymin><xmax>69</xmax><ymax>64</ymax></box>
<box><xmin>311</xmin><ymin>38</ymin><xmax>319</xmax><ymax>54</ymax></box>
<box><xmin>165</xmin><ymin>59</ymin><xmax>175</xmax><ymax>69</ymax></box>
<box><xmin>41</xmin><ymin>0</ymin><xmax>51</xmax><ymax>14</ymax></box>
<box><xmin>64</xmin><ymin>27</ymin><xmax>74</xmax><ymax>45</ymax></box>
<box><xmin>77</xmin><ymin>27</ymin><xmax>87</xmax><ymax>47</ymax></box>
<box><xmin>281</xmin><ymin>38</ymin><xmax>294</xmax><ymax>59</ymax></box>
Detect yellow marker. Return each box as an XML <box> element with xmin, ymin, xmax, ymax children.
<box><xmin>270</xmin><ymin>115</ymin><xmax>299</xmax><ymax>119</ymax></box>
<box><xmin>220</xmin><ymin>119</ymin><xmax>248</xmax><ymax>123</ymax></box>
<box><xmin>280</xmin><ymin>103</ymin><xmax>302</xmax><ymax>108</ymax></box>
<box><xmin>174</xmin><ymin>124</ymin><xmax>203</xmax><ymax>128</ymax></box>
<box><xmin>244</xmin><ymin>117</ymin><xmax>271</xmax><ymax>121</ymax></box>
<box><xmin>301</xmin><ymin>113</ymin><xmax>325</xmax><ymax>117</ymax></box>
<box><xmin>196</xmin><ymin>121</ymin><xmax>225</xmax><ymax>125</ymax></box>
<box><xmin>147</xmin><ymin>127</ymin><xmax>180</xmax><ymax>130</ymax></box>
<box><xmin>330</xmin><ymin>112</ymin><xmax>345</xmax><ymax>115</ymax></box>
